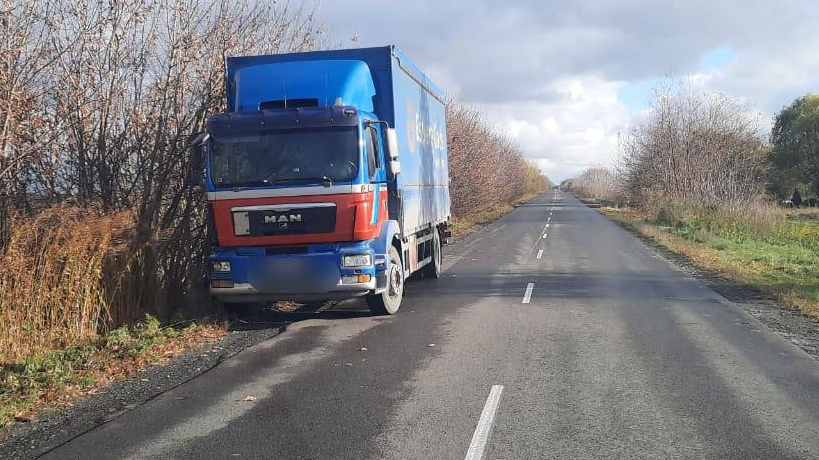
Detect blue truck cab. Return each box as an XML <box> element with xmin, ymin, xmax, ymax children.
<box><xmin>190</xmin><ymin>46</ymin><xmax>451</xmax><ymax>315</ymax></box>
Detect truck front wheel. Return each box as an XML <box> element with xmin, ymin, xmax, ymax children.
<box><xmin>367</xmin><ymin>246</ymin><xmax>403</xmax><ymax>315</ymax></box>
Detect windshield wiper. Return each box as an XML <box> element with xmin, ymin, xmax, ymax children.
<box><xmin>214</xmin><ymin>180</ymin><xmax>270</xmax><ymax>189</ymax></box>
<box><xmin>217</xmin><ymin>175</ymin><xmax>341</xmax><ymax>189</ymax></box>
<box><xmin>264</xmin><ymin>175</ymin><xmax>338</xmax><ymax>186</ymax></box>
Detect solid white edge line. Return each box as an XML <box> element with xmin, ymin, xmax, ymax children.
<box><xmin>536</xmin><ymin>249</ymin><xmax>544</xmax><ymax>259</ymax></box>
<box><xmin>464</xmin><ymin>385</ymin><xmax>505</xmax><ymax>460</ymax></box>
<box><xmin>522</xmin><ymin>283</ymin><xmax>535</xmax><ymax>304</ymax></box>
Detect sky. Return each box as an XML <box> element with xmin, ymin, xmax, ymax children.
<box><xmin>316</xmin><ymin>0</ymin><xmax>819</xmax><ymax>182</ymax></box>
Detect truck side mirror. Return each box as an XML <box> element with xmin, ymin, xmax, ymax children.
<box><xmin>188</xmin><ymin>132</ymin><xmax>209</xmax><ymax>191</ymax></box>
<box><xmin>385</xmin><ymin>128</ymin><xmax>401</xmax><ymax>177</ymax></box>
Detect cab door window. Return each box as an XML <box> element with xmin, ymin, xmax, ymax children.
<box><xmin>366</xmin><ymin>126</ymin><xmax>381</xmax><ymax>178</ymax></box>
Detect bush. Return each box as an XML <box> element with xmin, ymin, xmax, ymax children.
<box><xmin>447</xmin><ymin>101</ymin><xmax>551</xmax><ymax>218</ymax></box>
<box><xmin>563</xmin><ymin>167</ymin><xmax>623</xmax><ymax>204</ymax></box>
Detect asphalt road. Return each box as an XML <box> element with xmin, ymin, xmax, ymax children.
<box><xmin>40</xmin><ymin>192</ymin><xmax>819</xmax><ymax>460</ymax></box>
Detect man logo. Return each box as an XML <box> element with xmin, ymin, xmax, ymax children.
<box><xmin>264</xmin><ymin>214</ymin><xmax>302</xmax><ymax>224</ymax></box>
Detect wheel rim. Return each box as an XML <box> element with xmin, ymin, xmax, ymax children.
<box><xmin>388</xmin><ymin>263</ymin><xmax>402</xmax><ymax>299</ymax></box>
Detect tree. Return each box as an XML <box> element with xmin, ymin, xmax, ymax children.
<box><xmin>770</xmin><ymin>94</ymin><xmax>819</xmax><ymax>197</ymax></box>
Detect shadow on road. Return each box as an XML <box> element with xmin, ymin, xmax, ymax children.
<box><xmin>226</xmin><ymin>299</ymin><xmax>373</xmax><ymax>331</ymax></box>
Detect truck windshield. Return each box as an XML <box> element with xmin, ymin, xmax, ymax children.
<box><xmin>209</xmin><ymin>126</ymin><xmax>359</xmax><ymax>187</ymax></box>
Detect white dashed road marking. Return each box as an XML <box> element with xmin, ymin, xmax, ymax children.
<box><xmin>522</xmin><ymin>283</ymin><xmax>535</xmax><ymax>304</ymax></box>
<box><xmin>464</xmin><ymin>385</ymin><xmax>505</xmax><ymax>460</ymax></box>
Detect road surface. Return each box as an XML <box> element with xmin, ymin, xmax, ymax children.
<box><xmin>41</xmin><ymin>192</ymin><xmax>819</xmax><ymax>459</ymax></box>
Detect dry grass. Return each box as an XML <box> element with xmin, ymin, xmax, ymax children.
<box><xmin>0</xmin><ymin>207</ymin><xmax>230</xmax><ymax>429</ymax></box>
<box><xmin>0</xmin><ymin>207</ymin><xmax>136</xmax><ymax>365</ymax></box>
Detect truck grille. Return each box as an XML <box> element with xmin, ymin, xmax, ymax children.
<box><xmin>232</xmin><ymin>204</ymin><xmax>336</xmax><ymax>237</ymax></box>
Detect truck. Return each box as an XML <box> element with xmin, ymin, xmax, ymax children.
<box><xmin>189</xmin><ymin>46</ymin><xmax>451</xmax><ymax>315</ymax></box>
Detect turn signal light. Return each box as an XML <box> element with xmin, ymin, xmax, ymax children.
<box><xmin>341</xmin><ymin>274</ymin><xmax>371</xmax><ymax>284</ymax></box>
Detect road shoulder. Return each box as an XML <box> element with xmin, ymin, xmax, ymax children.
<box><xmin>586</xmin><ymin>201</ymin><xmax>819</xmax><ymax>361</ymax></box>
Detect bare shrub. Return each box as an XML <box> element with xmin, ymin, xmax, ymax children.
<box><xmin>563</xmin><ymin>167</ymin><xmax>622</xmax><ymax>202</ymax></box>
<box><xmin>618</xmin><ymin>83</ymin><xmax>768</xmax><ymax>207</ymax></box>
<box><xmin>0</xmin><ymin>0</ymin><xmax>66</xmax><ymax>246</ymax></box>
<box><xmin>0</xmin><ymin>0</ymin><xmax>325</xmax><ymax>328</ymax></box>
<box><xmin>447</xmin><ymin>101</ymin><xmax>551</xmax><ymax>218</ymax></box>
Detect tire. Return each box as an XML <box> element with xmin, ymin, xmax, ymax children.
<box><xmin>421</xmin><ymin>229</ymin><xmax>442</xmax><ymax>279</ymax></box>
<box><xmin>366</xmin><ymin>246</ymin><xmax>404</xmax><ymax>315</ymax></box>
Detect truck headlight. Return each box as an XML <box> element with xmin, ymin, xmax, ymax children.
<box><xmin>342</xmin><ymin>254</ymin><xmax>372</xmax><ymax>267</ymax></box>
<box><xmin>211</xmin><ymin>260</ymin><xmax>231</xmax><ymax>273</ymax></box>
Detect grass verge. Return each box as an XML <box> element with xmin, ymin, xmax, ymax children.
<box><xmin>600</xmin><ymin>205</ymin><xmax>819</xmax><ymax>321</ymax></box>
<box><xmin>0</xmin><ymin>315</ymin><xmax>226</xmax><ymax>429</ymax></box>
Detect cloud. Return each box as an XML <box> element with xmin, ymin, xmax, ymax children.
<box><xmin>315</xmin><ymin>0</ymin><xmax>819</xmax><ymax>181</ymax></box>
<box><xmin>484</xmin><ymin>76</ymin><xmax>630</xmax><ymax>181</ymax></box>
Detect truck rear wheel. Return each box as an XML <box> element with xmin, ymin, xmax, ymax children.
<box><xmin>421</xmin><ymin>229</ymin><xmax>442</xmax><ymax>279</ymax></box>
<box><xmin>367</xmin><ymin>246</ymin><xmax>403</xmax><ymax>315</ymax></box>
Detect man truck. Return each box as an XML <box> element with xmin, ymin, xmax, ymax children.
<box><xmin>190</xmin><ymin>46</ymin><xmax>451</xmax><ymax>315</ymax></box>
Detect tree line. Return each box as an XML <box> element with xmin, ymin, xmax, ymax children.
<box><xmin>447</xmin><ymin>101</ymin><xmax>550</xmax><ymax>218</ymax></box>
<box><xmin>564</xmin><ymin>82</ymin><xmax>819</xmax><ymax>209</ymax></box>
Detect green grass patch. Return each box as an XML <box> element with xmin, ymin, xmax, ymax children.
<box><xmin>0</xmin><ymin>315</ymin><xmax>214</xmax><ymax>427</ymax></box>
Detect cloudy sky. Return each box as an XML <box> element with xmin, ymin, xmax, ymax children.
<box><xmin>316</xmin><ymin>0</ymin><xmax>818</xmax><ymax>182</ymax></box>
